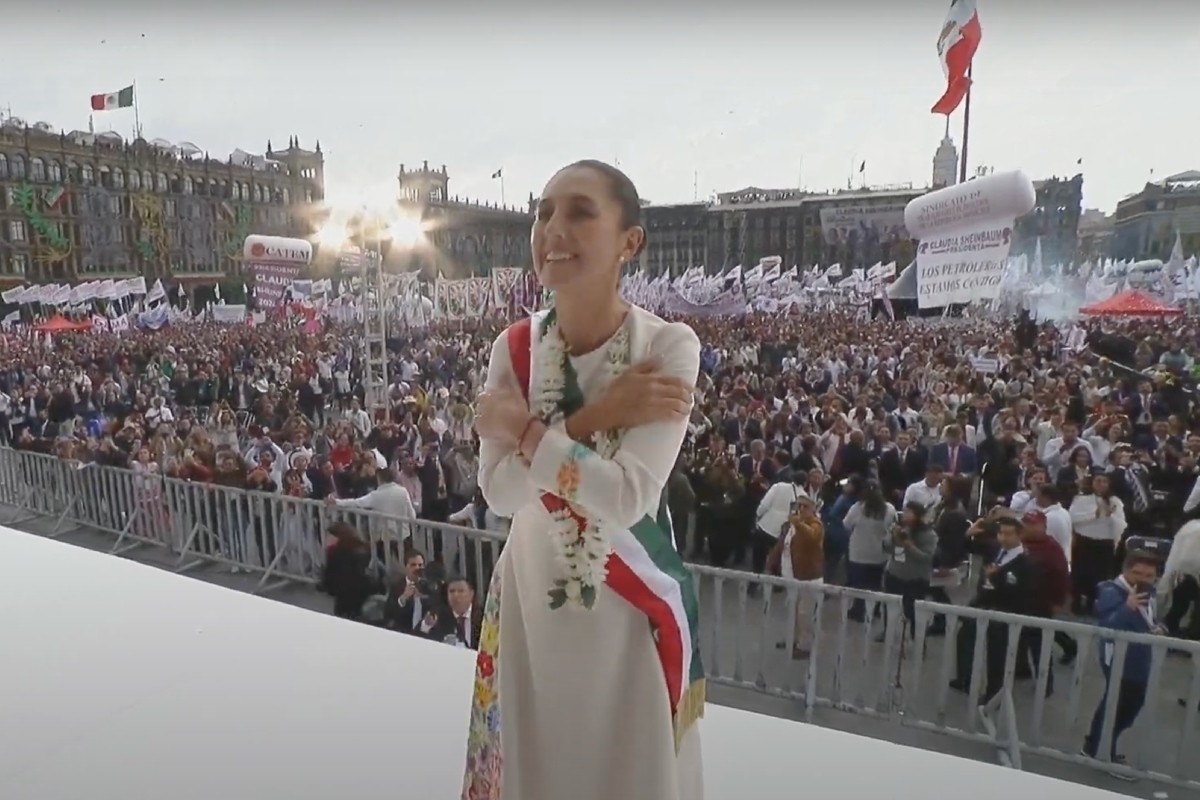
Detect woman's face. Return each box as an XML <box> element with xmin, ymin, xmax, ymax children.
<box><xmin>531</xmin><ymin>165</ymin><xmax>641</xmax><ymax>293</ymax></box>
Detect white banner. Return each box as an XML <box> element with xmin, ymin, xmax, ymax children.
<box><xmin>211</xmin><ymin>304</ymin><xmax>247</xmax><ymax>323</ymax></box>
<box><xmin>906</xmin><ymin>170</ymin><xmax>1035</xmax><ymax>309</ymax></box>
<box><xmin>915</xmin><ymin>225</ymin><xmax>1014</xmax><ymax>308</ymax></box>
<box><xmin>818</xmin><ymin>203</ymin><xmax>908</xmax><ymax>247</ymax></box>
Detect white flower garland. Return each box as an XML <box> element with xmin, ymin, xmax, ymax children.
<box><xmin>533</xmin><ymin>312</ymin><xmax>630</xmax><ymax>610</ymax></box>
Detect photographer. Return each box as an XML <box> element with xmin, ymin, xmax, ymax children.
<box><xmin>383</xmin><ymin>549</ymin><xmax>444</xmax><ymax>637</ymax></box>
<box><xmin>1082</xmin><ymin>551</ymin><xmax>1164</xmax><ymax>764</ymax></box>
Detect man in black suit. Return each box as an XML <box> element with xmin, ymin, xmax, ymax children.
<box><xmin>383</xmin><ymin>549</ymin><xmax>443</xmax><ymax>637</ymax></box>
<box><xmin>878</xmin><ymin>430</ymin><xmax>927</xmax><ymax>505</ymax></box>
<box><xmin>427</xmin><ymin>576</ymin><xmax>483</xmax><ymax>649</ymax></box>
<box><xmin>738</xmin><ymin>439</ymin><xmax>776</xmax><ymax>565</ymax></box>
<box><xmin>951</xmin><ymin>517</ymin><xmax>1035</xmax><ymax>703</ymax></box>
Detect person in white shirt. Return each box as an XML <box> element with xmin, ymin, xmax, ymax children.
<box><xmin>1009</xmin><ymin>468</ymin><xmax>1048</xmax><ymax>516</ymax></box>
<box><xmin>1036</xmin><ymin>484</ymin><xmax>1073</xmax><ymax>570</ymax></box>
<box><xmin>903</xmin><ymin>464</ymin><xmax>945</xmax><ymax>524</ymax></box>
<box><xmin>1159</xmin><ymin>521</ymin><xmax>1200</xmax><ymax>640</ymax></box>
<box><xmin>755</xmin><ymin>474</ymin><xmax>805</xmax><ymax>577</ymax></box>
<box><xmin>1068</xmin><ymin>473</ymin><xmax>1126</xmax><ymax>614</ymax></box>
<box><xmin>447</xmin><ymin>491</ymin><xmax>510</xmax><ymax>579</ymax></box>
<box><xmin>327</xmin><ymin>466</ymin><xmax>418</xmax><ymax>548</ymax></box>
<box><xmin>144</xmin><ymin>396</ymin><xmax>175</xmax><ymax>431</ymax></box>
<box><xmin>346</xmin><ymin>398</ymin><xmax>372</xmax><ymax>440</ymax></box>
<box><xmin>1041</xmin><ymin>422</ymin><xmax>1094</xmax><ymax>475</ymax></box>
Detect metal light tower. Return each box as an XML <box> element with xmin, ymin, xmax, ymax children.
<box><xmin>361</xmin><ymin>244</ymin><xmax>389</xmax><ymax>416</ymax></box>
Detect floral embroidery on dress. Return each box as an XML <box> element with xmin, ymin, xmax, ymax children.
<box><xmin>462</xmin><ymin>569</ymin><xmax>503</xmax><ymax>800</ymax></box>
<box><xmin>554</xmin><ymin>460</ymin><xmax>582</xmax><ymax>502</ymax></box>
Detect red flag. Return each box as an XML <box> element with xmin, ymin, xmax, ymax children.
<box><xmin>931</xmin><ymin>0</ymin><xmax>982</xmax><ymax>116</ymax></box>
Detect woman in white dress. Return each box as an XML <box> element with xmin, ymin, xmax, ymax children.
<box><xmin>467</xmin><ymin>161</ymin><xmax>705</xmax><ymax>800</ymax></box>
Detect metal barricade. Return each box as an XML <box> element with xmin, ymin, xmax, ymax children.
<box><xmin>0</xmin><ymin>444</ymin><xmax>1197</xmax><ymax>790</ymax></box>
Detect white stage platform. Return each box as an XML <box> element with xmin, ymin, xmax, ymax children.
<box><xmin>0</xmin><ymin>527</ymin><xmax>1128</xmax><ymax>800</ymax></box>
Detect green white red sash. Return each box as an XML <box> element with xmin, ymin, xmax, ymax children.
<box><xmin>507</xmin><ymin>316</ymin><xmax>705</xmax><ymax>748</ymax></box>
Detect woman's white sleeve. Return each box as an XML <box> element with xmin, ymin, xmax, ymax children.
<box><xmin>527</xmin><ymin>323</ymin><xmax>700</xmax><ymax>531</ymax></box>
<box><xmin>477</xmin><ymin>330</ymin><xmax>539</xmax><ymax>517</ymax></box>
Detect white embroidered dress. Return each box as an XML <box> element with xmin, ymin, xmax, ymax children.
<box><xmin>463</xmin><ymin>305</ymin><xmax>703</xmax><ymax>800</ymax></box>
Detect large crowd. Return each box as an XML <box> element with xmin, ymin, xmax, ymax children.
<box><xmin>2</xmin><ymin>306</ymin><xmax>1200</xmax><ymax>765</ymax></box>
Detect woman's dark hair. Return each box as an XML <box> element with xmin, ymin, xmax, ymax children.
<box><xmin>328</xmin><ymin>521</ymin><xmax>363</xmax><ymax>547</ymax></box>
<box><xmin>860</xmin><ymin>480</ymin><xmax>887</xmax><ymax>520</ymax></box>
<box><xmin>560</xmin><ymin>159</ymin><xmax>645</xmax><ymax>256</ymax></box>
<box><xmin>904</xmin><ymin>501</ymin><xmax>928</xmax><ymax>523</ymax></box>
<box><xmin>944</xmin><ymin>475</ymin><xmax>971</xmax><ymax>508</ymax></box>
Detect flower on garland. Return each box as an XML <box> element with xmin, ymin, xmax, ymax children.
<box><xmin>532</xmin><ymin>310</ymin><xmax>632</xmax><ymax>611</ymax></box>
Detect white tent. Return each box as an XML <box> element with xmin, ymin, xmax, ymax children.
<box><xmin>887</xmin><ymin>261</ymin><xmax>918</xmax><ymax>300</ymax></box>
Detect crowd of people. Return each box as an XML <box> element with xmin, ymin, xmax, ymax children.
<box><xmin>2</xmin><ymin>305</ymin><xmax>1199</xmax><ymax>764</ymax></box>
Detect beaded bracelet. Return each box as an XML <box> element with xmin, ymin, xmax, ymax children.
<box><xmin>517</xmin><ymin>416</ymin><xmax>539</xmax><ymax>457</ymax></box>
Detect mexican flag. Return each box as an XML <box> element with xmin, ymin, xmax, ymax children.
<box><xmin>90</xmin><ymin>86</ymin><xmax>134</xmax><ymax>112</ymax></box>
<box><xmin>931</xmin><ymin>0</ymin><xmax>982</xmax><ymax>116</ymax></box>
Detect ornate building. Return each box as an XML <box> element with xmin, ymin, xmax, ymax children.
<box><xmin>1077</xmin><ymin>208</ymin><xmax>1115</xmax><ymax>262</ymax></box>
<box><xmin>1010</xmin><ymin>174</ymin><xmax>1083</xmax><ymax>267</ymax></box>
<box><xmin>637</xmin><ymin>201</ymin><xmax>709</xmax><ymax>275</ymax></box>
<box><xmin>0</xmin><ymin>114</ymin><xmax>323</xmax><ymax>288</ymax></box>
<box><xmin>375</xmin><ymin>161</ymin><xmax>531</xmax><ymax>278</ymax></box>
<box><xmin>1111</xmin><ymin>171</ymin><xmax>1200</xmax><ymax>261</ymax></box>
<box><xmin>634</xmin><ymin>185</ymin><xmax>922</xmax><ymax>274</ymax></box>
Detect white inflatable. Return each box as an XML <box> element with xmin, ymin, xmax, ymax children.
<box><xmin>905</xmin><ymin>170</ymin><xmax>1036</xmax><ymax>240</ymax></box>
<box><xmin>905</xmin><ymin>171</ymin><xmax>1035</xmax><ymax>309</ymax></box>
<box><xmin>242</xmin><ymin>235</ymin><xmax>313</xmax><ymax>266</ymax></box>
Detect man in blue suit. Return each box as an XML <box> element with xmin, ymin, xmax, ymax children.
<box><xmin>1082</xmin><ymin>551</ymin><xmax>1163</xmax><ymax>766</ymax></box>
<box><xmin>928</xmin><ymin>425</ymin><xmax>977</xmax><ymax>476</ymax></box>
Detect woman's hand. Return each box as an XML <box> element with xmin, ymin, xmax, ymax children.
<box><xmin>595</xmin><ymin>359</ymin><xmax>693</xmax><ymax>430</ymax></box>
<box><xmin>474</xmin><ymin>387</ymin><xmax>530</xmax><ymax>444</ymax></box>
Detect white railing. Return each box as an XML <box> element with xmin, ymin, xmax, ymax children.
<box><xmin>0</xmin><ymin>446</ymin><xmax>1197</xmax><ymax>789</ymax></box>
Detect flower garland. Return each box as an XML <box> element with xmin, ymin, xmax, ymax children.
<box><xmin>533</xmin><ymin>309</ymin><xmax>631</xmax><ymax>610</ymax></box>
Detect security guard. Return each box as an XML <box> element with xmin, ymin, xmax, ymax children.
<box><xmin>950</xmin><ymin>516</ymin><xmax>1034</xmax><ymax>703</ymax></box>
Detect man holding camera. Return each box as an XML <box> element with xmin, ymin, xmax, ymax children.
<box><xmin>1082</xmin><ymin>551</ymin><xmax>1162</xmax><ymax>766</ymax></box>
<box><xmin>383</xmin><ymin>549</ymin><xmax>443</xmax><ymax>637</ymax></box>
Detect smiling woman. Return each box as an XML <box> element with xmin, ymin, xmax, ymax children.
<box><xmin>464</xmin><ymin>161</ymin><xmax>705</xmax><ymax>800</ymax></box>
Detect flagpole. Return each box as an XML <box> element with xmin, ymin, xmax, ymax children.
<box><xmin>500</xmin><ymin>174</ymin><xmax>506</xmax><ymax>208</ymax></box>
<box><xmin>133</xmin><ymin>80</ymin><xmax>142</xmax><ymax>140</ymax></box>
<box><xmin>958</xmin><ymin>64</ymin><xmax>972</xmax><ymax>184</ymax></box>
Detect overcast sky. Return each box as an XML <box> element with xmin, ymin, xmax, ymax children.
<box><xmin>4</xmin><ymin>1</ymin><xmax>1197</xmax><ymax>215</ymax></box>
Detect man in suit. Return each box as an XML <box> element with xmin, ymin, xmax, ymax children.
<box><xmin>738</xmin><ymin>439</ymin><xmax>777</xmax><ymax>564</ymax></box>
<box><xmin>1082</xmin><ymin>552</ymin><xmax>1162</xmax><ymax>764</ymax></box>
<box><xmin>1124</xmin><ymin>378</ymin><xmax>1168</xmax><ymax>437</ymax></box>
<box><xmin>383</xmin><ymin>549</ymin><xmax>443</xmax><ymax>637</ymax></box>
<box><xmin>929</xmin><ymin>425</ymin><xmax>977</xmax><ymax>476</ymax></box>
<box><xmin>427</xmin><ymin>576</ymin><xmax>483</xmax><ymax>649</ymax></box>
<box><xmin>878</xmin><ymin>430</ymin><xmax>927</xmax><ymax>505</ymax></box>
<box><xmin>951</xmin><ymin>517</ymin><xmax>1035</xmax><ymax>703</ymax></box>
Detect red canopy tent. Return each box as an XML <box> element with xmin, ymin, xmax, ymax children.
<box><xmin>1079</xmin><ymin>289</ymin><xmax>1183</xmax><ymax>317</ymax></box>
<box><xmin>33</xmin><ymin>315</ymin><xmax>92</xmax><ymax>332</ymax></box>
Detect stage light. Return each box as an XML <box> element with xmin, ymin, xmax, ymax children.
<box><xmin>314</xmin><ymin>221</ymin><xmax>348</xmax><ymax>249</ymax></box>
<box><xmin>388</xmin><ymin>215</ymin><xmax>424</xmax><ymax>248</ymax></box>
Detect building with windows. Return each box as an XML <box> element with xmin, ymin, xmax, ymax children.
<box><xmin>1009</xmin><ymin>174</ymin><xmax>1083</xmax><ymax>267</ymax></box>
<box><xmin>1110</xmin><ymin>171</ymin><xmax>1200</xmax><ymax>261</ymax></box>
<box><xmin>381</xmin><ymin>161</ymin><xmax>532</xmax><ymax>277</ymax></box>
<box><xmin>1077</xmin><ymin>208</ymin><xmax>1115</xmax><ymax>262</ymax></box>
<box><xmin>0</xmin><ymin>114</ymin><xmax>323</xmax><ymax>288</ymax></box>
<box><xmin>637</xmin><ymin>201</ymin><xmax>709</xmax><ymax>275</ymax></box>
<box><xmin>634</xmin><ymin>184</ymin><xmax>922</xmax><ymax>274</ymax></box>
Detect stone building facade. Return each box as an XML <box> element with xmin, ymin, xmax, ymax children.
<box><xmin>381</xmin><ymin>161</ymin><xmax>532</xmax><ymax>278</ymax></box>
<box><xmin>0</xmin><ymin>114</ymin><xmax>323</xmax><ymax>289</ymax></box>
<box><xmin>1111</xmin><ymin>171</ymin><xmax>1200</xmax><ymax>261</ymax></box>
